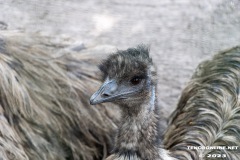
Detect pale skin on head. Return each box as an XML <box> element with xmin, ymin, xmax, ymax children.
<box><xmin>90</xmin><ymin>46</ymin><xmax>176</xmax><ymax>160</ymax></box>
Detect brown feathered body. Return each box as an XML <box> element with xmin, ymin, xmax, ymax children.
<box><xmin>164</xmin><ymin>47</ymin><xmax>240</xmax><ymax>159</ymax></box>
<box><xmin>0</xmin><ymin>31</ymin><xmax>120</xmax><ymax>160</ymax></box>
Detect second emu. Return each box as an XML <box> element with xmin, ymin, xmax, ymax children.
<box><xmin>90</xmin><ymin>46</ymin><xmax>240</xmax><ymax>160</ymax></box>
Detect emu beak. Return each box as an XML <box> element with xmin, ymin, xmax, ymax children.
<box><xmin>90</xmin><ymin>78</ymin><xmax>118</xmax><ymax>105</ymax></box>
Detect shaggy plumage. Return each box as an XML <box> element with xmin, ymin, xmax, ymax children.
<box><xmin>164</xmin><ymin>46</ymin><xmax>240</xmax><ymax>159</ymax></box>
<box><xmin>0</xmin><ymin>31</ymin><xmax>120</xmax><ymax>160</ymax></box>
<box><xmin>1</xmin><ymin>31</ymin><xmax>239</xmax><ymax>160</ymax></box>
<box><xmin>90</xmin><ymin>46</ymin><xmax>176</xmax><ymax>160</ymax></box>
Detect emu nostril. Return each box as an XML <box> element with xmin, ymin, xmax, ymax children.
<box><xmin>102</xmin><ymin>93</ymin><xmax>110</xmax><ymax>97</ymax></box>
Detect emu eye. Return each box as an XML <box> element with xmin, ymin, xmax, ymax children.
<box><xmin>130</xmin><ymin>76</ymin><xmax>143</xmax><ymax>85</ymax></box>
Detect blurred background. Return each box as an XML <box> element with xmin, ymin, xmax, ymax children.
<box><xmin>1</xmin><ymin>0</ymin><xmax>240</xmax><ymax>117</ymax></box>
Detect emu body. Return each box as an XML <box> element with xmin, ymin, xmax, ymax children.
<box><xmin>0</xmin><ymin>32</ymin><xmax>120</xmax><ymax>160</ymax></box>
<box><xmin>164</xmin><ymin>47</ymin><xmax>240</xmax><ymax>159</ymax></box>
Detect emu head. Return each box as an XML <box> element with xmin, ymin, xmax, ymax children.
<box><xmin>90</xmin><ymin>45</ymin><xmax>157</xmax><ymax>107</ymax></box>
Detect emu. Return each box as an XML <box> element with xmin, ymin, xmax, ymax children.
<box><xmin>164</xmin><ymin>47</ymin><xmax>240</xmax><ymax>159</ymax></box>
<box><xmin>90</xmin><ymin>46</ymin><xmax>176</xmax><ymax>160</ymax></box>
<box><xmin>90</xmin><ymin>46</ymin><xmax>240</xmax><ymax>160</ymax></box>
<box><xmin>0</xmin><ymin>31</ymin><xmax>121</xmax><ymax>160</ymax></box>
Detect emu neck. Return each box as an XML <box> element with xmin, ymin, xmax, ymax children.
<box><xmin>113</xmin><ymin>86</ymin><xmax>161</xmax><ymax>159</ymax></box>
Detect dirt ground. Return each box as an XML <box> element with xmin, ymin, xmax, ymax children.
<box><xmin>1</xmin><ymin>0</ymin><xmax>240</xmax><ymax>117</ymax></box>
